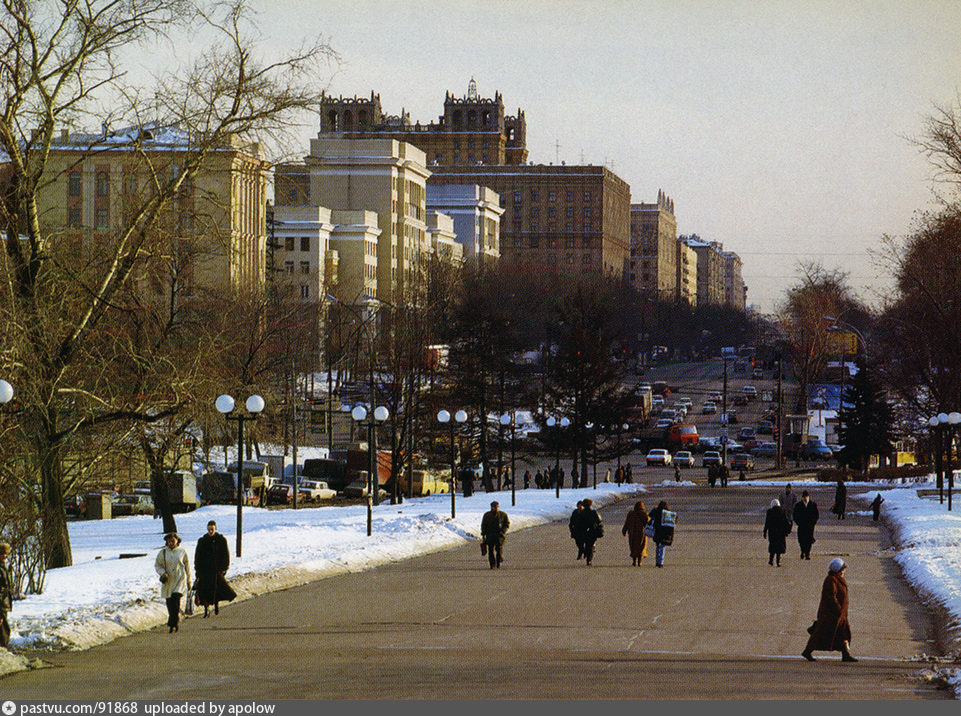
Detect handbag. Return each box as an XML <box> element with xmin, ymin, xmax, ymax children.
<box><xmin>644</xmin><ymin>524</ymin><xmax>655</xmax><ymax>538</ymax></box>
<box><xmin>481</xmin><ymin>541</ymin><xmax>487</xmax><ymax>556</ymax></box>
<box><xmin>184</xmin><ymin>588</ymin><xmax>195</xmax><ymax>616</ymax></box>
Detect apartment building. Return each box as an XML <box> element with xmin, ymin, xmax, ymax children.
<box><xmin>31</xmin><ymin>124</ymin><xmax>270</xmax><ymax>298</ymax></box>
<box><xmin>630</xmin><ymin>191</ymin><xmax>678</xmax><ymax>300</ymax></box>
<box><xmin>328</xmin><ymin>211</ymin><xmax>381</xmax><ymax>301</ymax></box>
<box><xmin>426</xmin><ymin>211</ymin><xmax>464</xmax><ymax>266</ymax></box>
<box><xmin>680</xmin><ymin>235</ymin><xmax>725</xmax><ymax>306</ymax></box>
<box><xmin>722</xmin><ymin>251</ymin><xmax>747</xmax><ymax>310</ymax></box>
<box><xmin>677</xmin><ymin>239</ymin><xmax>697</xmax><ymax>307</ymax></box>
<box><xmin>270</xmin><ymin>205</ymin><xmax>334</xmax><ymax>304</ymax></box>
<box><xmin>425</xmin><ymin>184</ymin><xmax>502</xmax><ymax>266</ymax></box>
<box><xmin>431</xmin><ymin>164</ymin><xmax>631</xmax><ymax>278</ymax></box>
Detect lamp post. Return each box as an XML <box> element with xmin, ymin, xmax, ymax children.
<box><xmin>438</xmin><ymin>409</ymin><xmax>467</xmax><ymax>518</ymax></box>
<box><xmin>215</xmin><ymin>393</ymin><xmax>265</xmax><ymax>558</ymax></box>
<box><xmin>352</xmin><ymin>403</ymin><xmax>389</xmax><ymax>536</ymax></box>
<box><xmin>929</xmin><ymin>416</ymin><xmax>944</xmax><ymax>503</ymax></box>
<box><xmin>585</xmin><ymin>422</ymin><xmax>596</xmax><ymax>489</ymax></box>
<box><xmin>0</xmin><ymin>380</ymin><xmax>12</xmax><ymax>405</ymax></box>
<box><xmin>947</xmin><ymin>412</ymin><xmax>960</xmax><ymax>511</ymax></box>
<box><xmin>546</xmin><ymin>416</ymin><xmax>570</xmax><ymax>498</ymax></box>
<box><xmin>500</xmin><ymin>412</ymin><xmax>516</xmax><ymax>506</ymax></box>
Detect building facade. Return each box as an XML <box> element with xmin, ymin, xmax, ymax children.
<box><xmin>630</xmin><ymin>191</ymin><xmax>678</xmax><ymax>300</ymax></box>
<box><xmin>426</xmin><ymin>211</ymin><xmax>464</xmax><ymax>266</ymax></box>
<box><xmin>425</xmin><ymin>184</ymin><xmax>502</xmax><ymax>266</ymax></box>
<box><xmin>676</xmin><ymin>239</ymin><xmax>697</xmax><ymax>307</ymax></box>
<box><xmin>721</xmin><ymin>251</ymin><xmax>747</xmax><ymax>310</ymax></box>
<box><xmin>430</xmin><ymin>164</ymin><xmax>631</xmax><ymax>278</ymax></box>
<box><xmin>680</xmin><ymin>235</ymin><xmax>725</xmax><ymax>307</ymax></box>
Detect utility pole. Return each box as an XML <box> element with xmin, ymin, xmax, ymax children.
<box><xmin>776</xmin><ymin>352</ymin><xmax>784</xmax><ymax>470</ymax></box>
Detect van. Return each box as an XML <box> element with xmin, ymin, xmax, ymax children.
<box><xmin>667</xmin><ymin>423</ymin><xmax>699</xmax><ymax>446</ymax></box>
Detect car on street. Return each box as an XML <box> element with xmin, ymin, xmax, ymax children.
<box><xmin>343</xmin><ymin>479</ymin><xmax>388</xmax><ymax>499</ymax></box>
<box><xmin>752</xmin><ymin>367</ymin><xmax>764</xmax><ymax>379</ymax></box>
<box><xmin>756</xmin><ymin>420</ymin><xmax>774</xmax><ymax>435</ymax></box>
<box><xmin>708</xmin><ymin>391</ymin><xmax>723</xmax><ymax>403</ymax></box>
<box><xmin>646</xmin><ymin>449</ymin><xmax>672</xmax><ymax>466</ymax></box>
<box><xmin>739</xmin><ymin>426</ymin><xmax>756</xmax><ymax>441</ymax></box>
<box><xmin>742</xmin><ymin>385</ymin><xmax>758</xmax><ymax>400</ymax></box>
<box><xmin>729</xmin><ymin>453</ymin><xmax>756</xmax><ymax>471</ymax></box>
<box><xmin>673</xmin><ymin>450</ymin><xmax>695</xmax><ymax>468</ymax></box>
<box><xmin>296</xmin><ymin>480</ymin><xmax>337</xmax><ymax>502</ymax></box>
<box><xmin>702</xmin><ymin>401</ymin><xmax>717</xmax><ymax>414</ymax></box>
<box><xmin>655</xmin><ymin>418</ymin><xmax>673</xmax><ymax>429</ymax></box>
<box><xmin>751</xmin><ymin>442</ymin><xmax>778</xmax><ymax>457</ymax></box>
<box><xmin>802</xmin><ymin>438</ymin><xmax>834</xmax><ymax>460</ymax></box>
<box><xmin>111</xmin><ymin>493</ymin><xmax>154</xmax><ymax>516</ymax></box>
<box><xmin>702</xmin><ymin>450</ymin><xmax>723</xmax><ymax>467</ymax></box>
<box><xmin>64</xmin><ymin>494</ymin><xmax>86</xmax><ymax>517</ymax></box>
<box><xmin>265</xmin><ymin>483</ymin><xmax>295</xmax><ymax>505</ymax></box>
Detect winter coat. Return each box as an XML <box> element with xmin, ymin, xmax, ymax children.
<box><xmin>649</xmin><ymin>505</ymin><xmax>675</xmax><ymax>545</ymax></box>
<box><xmin>622</xmin><ymin>505</ymin><xmax>649</xmax><ymax>559</ymax></box>
<box><xmin>807</xmin><ymin>570</ymin><xmax>852</xmax><ymax>650</ymax></box>
<box><xmin>0</xmin><ymin>560</ymin><xmax>12</xmax><ymax>613</ymax></box>
<box><xmin>834</xmin><ymin>482</ymin><xmax>847</xmax><ymax>514</ymax></box>
<box><xmin>481</xmin><ymin>509</ymin><xmax>510</xmax><ymax>546</ymax></box>
<box><xmin>155</xmin><ymin>545</ymin><xmax>191</xmax><ymax>599</ymax></box>
<box><xmin>194</xmin><ymin>533</ymin><xmax>236</xmax><ymax>606</ymax></box>
<box><xmin>793</xmin><ymin>500</ymin><xmax>819</xmax><ymax>545</ymax></box>
<box><xmin>571</xmin><ymin>506</ymin><xmax>603</xmax><ymax>542</ymax></box>
<box><xmin>763</xmin><ymin>506</ymin><xmax>791</xmax><ymax>555</ymax></box>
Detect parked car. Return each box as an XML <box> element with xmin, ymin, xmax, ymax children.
<box><xmin>702</xmin><ymin>402</ymin><xmax>717</xmax><ymax>414</ymax></box>
<box><xmin>729</xmin><ymin>453</ymin><xmax>756</xmax><ymax>471</ymax></box>
<box><xmin>751</xmin><ymin>442</ymin><xmax>778</xmax><ymax>457</ymax></box>
<box><xmin>64</xmin><ymin>494</ymin><xmax>86</xmax><ymax>517</ymax></box>
<box><xmin>802</xmin><ymin>439</ymin><xmax>834</xmax><ymax>460</ymax></box>
<box><xmin>646</xmin><ymin>449</ymin><xmax>672</xmax><ymax>466</ymax></box>
<box><xmin>702</xmin><ymin>450</ymin><xmax>723</xmax><ymax>468</ymax></box>
<box><xmin>265</xmin><ymin>483</ymin><xmax>295</xmax><ymax>505</ymax></box>
<box><xmin>673</xmin><ymin>450</ymin><xmax>695</xmax><ymax>468</ymax></box>
<box><xmin>742</xmin><ymin>385</ymin><xmax>758</xmax><ymax>400</ymax></box>
<box><xmin>296</xmin><ymin>480</ymin><xmax>337</xmax><ymax>502</ymax></box>
<box><xmin>739</xmin><ymin>427</ymin><xmax>756</xmax><ymax>441</ymax></box>
<box><xmin>343</xmin><ymin>479</ymin><xmax>388</xmax><ymax>499</ymax></box>
<box><xmin>111</xmin><ymin>493</ymin><xmax>154</xmax><ymax>516</ymax></box>
<box><xmin>655</xmin><ymin>418</ymin><xmax>673</xmax><ymax>429</ymax></box>
<box><xmin>132</xmin><ymin>480</ymin><xmax>152</xmax><ymax>495</ymax></box>
<box><xmin>752</xmin><ymin>367</ymin><xmax>764</xmax><ymax>379</ymax></box>
<box><xmin>756</xmin><ymin>420</ymin><xmax>774</xmax><ymax>435</ymax></box>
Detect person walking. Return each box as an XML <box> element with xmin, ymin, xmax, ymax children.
<box><xmin>871</xmin><ymin>493</ymin><xmax>883</xmax><ymax>522</ymax></box>
<box><xmin>674</xmin><ymin>462</ymin><xmax>681</xmax><ymax>482</ymax></box>
<box><xmin>480</xmin><ymin>501</ymin><xmax>510</xmax><ymax>569</ymax></box>
<box><xmin>194</xmin><ymin>520</ymin><xmax>236</xmax><ymax>618</ymax></box>
<box><xmin>763</xmin><ymin>498</ymin><xmax>791</xmax><ymax>566</ymax></box>
<box><xmin>625</xmin><ymin>463</ymin><xmax>633</xmax><ymax>483</ymax></box>
<box><xmin>0</xmin><ymin>542</ymin><xmax>14</xmax><ymax>648</ymax></box>
<box><xmin>569</xmin><ymin>500</ymin><xmax>586</xmax><ymax>560</ymax></box>
<box><xmin>779</xmin><ymin>483</ymin><xmax>799</xmax><ymax>526</ymax></box>
<box><xmin>833</xmin><ymin>479</ymin><xmax>847</xmax><ymax>520</ymax></box>
<box><xmin>622</xmin><ymin>501</ymin><xmax>649</xmax><ymax>566</ymax></box>
<box><xmin>155</xmin><ymin>532</ymin><xmax>191</xmax><ymax>633</ymax></box>
<box><xmin>802</xmin><ymin>558</ymin><xmax>858</xmax><ymax>662</ymax></box>
<box><xmin>648</xmin><ymin>500</ymin><xmax>676</xmax><ymax>568</ymax></box>
<box><xmin>604</xmin><ymin>467</ymin><xmax>611</xmax><ymax>483</ymax></box>
<box><xmin>523</xmin><ymin>469</ymin><xmax>531</xmax><ymax>489</ymax></box>
<box><xmin>571</xmin><ymin>498</ymin><xmax>604</xmax><ymax>566</ymax></box>
<box><xmin>615</xmin><ymin>465</ymin><xmax>624</xmax><ymax>485</ymax></box>
<box><xmin>793</xmin><ymin>491</ymin><xmax>819</xmax><ymax>560</ymax></box>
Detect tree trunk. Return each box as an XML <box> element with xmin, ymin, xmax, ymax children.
<box><xmin>40</xmin><ymin>442</ymin><xmax>72</xmax><ymax>568</ymax></box>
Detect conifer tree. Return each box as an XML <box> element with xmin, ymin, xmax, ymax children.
<box><xmin>837</xmin><ymin>360</ymin><xmax>895</xmax><ymax>475</ymax></box>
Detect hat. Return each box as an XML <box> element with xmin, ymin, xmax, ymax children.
<box><xmin>829</xmin><ymin>557</ymin><xmax>845</xmax><ymax>572</ymax></box>
<box><xmin>770</xmin><ymin>499</ymin><xmax>780</xmax><ymax>508</ymax></box>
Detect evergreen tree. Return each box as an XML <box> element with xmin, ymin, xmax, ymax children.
<box><xmin>837</xmin><ymin>361</ymin><xmax>895</xmax><ymax>475</ymax></box>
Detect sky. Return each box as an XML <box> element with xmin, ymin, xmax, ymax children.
<box><xmin>1</xmin><ymin>473</ymin><xmax>960</xmax><ymax>697</ymax></box>
<box><xmin>224</xmin><ymin>0</ymin><xmax>961</xmax><ymax>314</ymax></box>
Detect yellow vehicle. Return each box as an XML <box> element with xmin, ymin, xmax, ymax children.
<box><xmin>400</xmin><ymin>469</ymin><xmax>451</xmax><ymax>496</ymax></box>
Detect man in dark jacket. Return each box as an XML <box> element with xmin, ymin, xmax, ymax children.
<box><xmin>569</xmin><ymin>501</ymin><xmax>586</xmax><ymax>560</ymax></box>
<box><xmin>194</xmin><ymin>521</ymin><xmax>236</xmax><ymax>617</ymax></box>
<box><xmin>571</xmin><ymin>498</ymin><xmax>604</xmax><ymax>566</ymax></box>
<box><xmin>833</xmin><ymin>479</ymin><xmax>847</xmax><ymax>520</ymax></box>
<box><xmin>0</xmin><ymin>542</ymin><xmax>13</xmax><ymax>647</ymax></box>
<box><xmin>793</xmin><ymin>491</ymin><xmax>819</xmax><ymax>560</ymax></box>
<box><xmin>480</xmin><ymin>501</ymin><xmax>510</xmax><ymax>569</ymax></box>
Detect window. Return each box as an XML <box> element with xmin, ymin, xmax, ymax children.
<box><xmin>68</xmin><ymin>208</ymin><xmax>81</xmax><ymax>227</ymax></box>
<box><xmin>285</xmin><ymin>261</ymin><xmax>294</xmax><ymax>274</ymax></box>
<box><xmin>513</xmin><ymin>191</ymin><xmax>521</xmax><ymax>204</ymax></box>
<box><xmin>583</xmin><ymin>253</ymin><xmax>592</xmax><ymax>263</ymax></box>
<box><xmin>513</xmin><ymin>236</ymin><xmax>522</xmax><ymax>247</ymax></box>
<box><xmin>566</xmin><ymin>191</ymin><xmax>574</xmax><ymax>202</ymax></box>
<box><xmin>95</xmin><ymin>208</ymin><xmax>108</xmax><ymax>228</ymax></box>
<box><xmin>300</xmin><ymin>236</ymin><xmax>310</xmax><ymax>252</ymax></box>
<box><xmin>583</xmin><ymin>191</ymin><xmax>592</xmax><ymax>202</ymax></box>
<box><xmin>582</xmin><ymin>237</ymin><xmax>592</xmax><ymax>248</ymax></box>
<box><xmin>583</xmin><ymin>207</ymin><xmax>592</xmax><ymax>218</ymax></box>
<box><xmin>530</xmin><ymin>236</ymin><xmax>539</xmax><ymax>248</ymax></box>
<box><xmin>96</xmin><ymin>171</ymin><xmax>109</xmax><ymax>197</ymax></box>
<box><xmin>530</xmin><ymin>207</ymin><xmax>538</xmax><ymax>218</ymax></box>
<box><xmin>566</xmin><ymin>207</ymin><xmax>574</xmax><ymax>218</ymax></box>
<box><xmin>530</xmin><ymin>189</ymin><xmax>538</xmax><ymax>202</ymax></box>
<box><xmin>285</xmin><ymin>237</ymin><xmax>295</xmax><ymax>252</ymax></box>
<box><xmin>548</xmin><ymin>207</ymin><xmax>556</xmax><ymax>218</ymax></box>
<box><xmin>565</xmin><ymin>236</ymin><xmax>574</xmax><ymax>248</ymax></box>
<box><xmin>300</xmin><ymin>261</ymin><xmax>310</xmax><ymax>275</ymax></box>
<box><xmin>548</xmin><ymin>191</ymin><xmax>556</xmax><ymax>202</ymax></box>
<box><xmin>547</xmin><ymin>236</ymin><xmax>556</xmax><ymax>248</ymax></box>
<box><xmin>300</xmin><ymin>285</ymin><xmax>309</xmax><ymax>299</ymax></box>
<box><xmin>69</xmin><ymin>171</ymin><xmax>82</xmax><ymax>196</ymax></box>
<box><xmin>123</xmin><ymin>175</ymin><xmax>137</xmax><ymax>196</ymax></box>
<box><xmin>583</xmin><ymin>223</ymin><xmax>590</xmax><ymax>233</ymax></box>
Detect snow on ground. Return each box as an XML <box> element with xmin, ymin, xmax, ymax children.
<box><xmin>2</xmin><ymin>475</ymin><xmax>961</xmax><ymax>696</ymax></box>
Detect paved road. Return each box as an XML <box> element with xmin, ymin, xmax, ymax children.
<box><xmin>2</xmin><ymin>483</ymin><xmax>950</xmax><ymax>700</ymax></box>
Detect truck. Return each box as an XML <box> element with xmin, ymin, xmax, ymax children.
<box><xmin>158</xmin><ymin>470</ymin><xmax>200</xmax><ymax>513</ymax></box>
<box><xmin>302</xmin><ymin>458</ymin><xmax>349</xmax><ymax>491</ymax></box>
<box><xmin>200</xmin><ymin>471</ymin><xmax>261</xmax><ymax>506</ymax></box>
<box><xmin>345</xmin><ymin>444</ymin><xmax>392</xmax><ymax>489</ymax></box>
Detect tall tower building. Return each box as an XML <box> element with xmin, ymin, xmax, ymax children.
<box><xmin>631</xmin><ymin>191</ymin><xmax>678</xmax><ymax>300</ymax></box>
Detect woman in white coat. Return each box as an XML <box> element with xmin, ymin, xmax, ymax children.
<box><xmin>155</xmin><ymin>532</ymin><xmax>191</xmax><ymax>633</ymax></box>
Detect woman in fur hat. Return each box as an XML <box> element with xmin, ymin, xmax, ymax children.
<box><xmin>802</xmin><ymin>558</ymin><xmax>857</xmax><ymax>662</ymax></box>
<box><xmin>155</xmin><ymin>532</ymin><xmax>191</xmax><ymax>633</ymax></box>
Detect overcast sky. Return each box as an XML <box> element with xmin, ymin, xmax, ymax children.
<box><xmin>242</xmin><ymin>0</ymin><xmax>961</xmax><ymax>313</ymax></box>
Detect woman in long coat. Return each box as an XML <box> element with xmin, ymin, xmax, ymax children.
<box><xmin>802</xmin><ymin>558</ymin><xmax>857</xmax><ymax>662</ymax></box>
<box><xmin>622</xmin><ymin>501</ymin><xmax>649</xmax><ymax>566</ymax></box>
<box><xmin>194</xmin><ymin>520</ymin><xmax>236</xmax><ymax>617</ymax></box>
<box><xmin>763</xmin><ymin>498</ymin><xmax>791</xmax><ymax>566</ymax></box>
<box><xmin>155</xmin><ymin>532</ymin><xmax>191</xmax><ymax>633</ymax></box>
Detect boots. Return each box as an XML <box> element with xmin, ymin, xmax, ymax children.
<box><xmin>841</xmin><ymin>642</ymin><xmax>858</xmax><ymax>662</ymax></box>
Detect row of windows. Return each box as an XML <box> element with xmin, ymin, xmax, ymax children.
<box><xmin>284</xmin><ymin>261</ymin><xmax>311</xmax><ymax>275</ymax></box>
<box><xmin>284</xmin><ymin>236</ymin><xmax>311</xmax><ymax>252</ymax></box>
<box><xmin>512</xmin><ymin>220</ymin><xmax>594</xmax><ymax>234</ymax></box>
<box><xmin>69</xmin><ymin>168</ymin><xmax>188</xmax><ymax>197</ymax></box>
<box><xmin>514</xmin><ymin>190</ymin><xmax>592</xmax><ymax>203</ymax></box>
<box><xmin>510</xmin><ymin>235</ymin><xmax>595</xmax><ymax>249</ymax></box>
<box><xmin>515</xmin><ymin>206</ymin><xmax>592</xmax><ymax>219</ymax></box>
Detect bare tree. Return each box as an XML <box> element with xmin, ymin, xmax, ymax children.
<box><xmin>913</xmin><ymin>93</ymin><xmax>961</xmax><ymax>198</ymax></box>
<box><xmin>0</xmin><ymin>0</ymin><xmax>334</xmax><ymax>569</ymax></box>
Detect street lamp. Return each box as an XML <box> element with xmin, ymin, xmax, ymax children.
<box><xmin>947</xmin><ymin>412</ymin><xmax>960</xmax><ymax>511</ymax></box>
<box><xmin>352</xmin><ymin>403</ymin><xmax>390</xmax><ymax>536</ymax></box>
<box><xmin>215</xmin><ymin>393</ymin><xmax>265</xmax><ymax>558</ymax></box>
<box><xmin>929</xmin><ymin>415</ymin><xmax>943</xmax><ymax>503</ymax></box>
<box><xmin>438</xmin><ymin>409</ymin><xmax>467</xmax><ymax>517</ymax></box>
<box><xmin>546</xmin><ymin>415</ymin><xmax>570</xmax><ymax>498</ymax></box>
<box><xmin>585</xmin><ymin>422</ymin><xmax>596</xmax><ymax>489</ymax></box>
<box><xmin>500</xmin><ymin>412</ymin><xmax>516</xmax><ymax>506</ymax></box>
<box><xmin>0</xmin><ymin>380</ymin><xmax>13</xmax><ymax>405</ymax></box>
